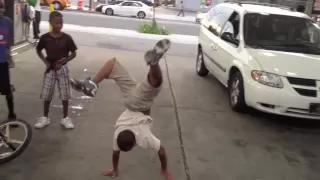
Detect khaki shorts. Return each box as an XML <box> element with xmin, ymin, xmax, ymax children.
<box><xmin>109</xmin><ymin>60</ymin><xmax>162</xmax><ymax>112</ymax></box>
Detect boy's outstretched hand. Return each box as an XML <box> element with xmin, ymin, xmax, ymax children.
<box><xmin>102</xmin><ymin>168</ymin><xmax>118</xmax><ymax>178</ymax></box>
<box><xmin>161</xmin><ymin>170</ymin><xmax>173</xmax><ymax>180</ymax></box>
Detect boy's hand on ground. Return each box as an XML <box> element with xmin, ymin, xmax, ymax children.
<box><xmin>161</xmin><ymin>170</ymin><xmax>173</xmax><ymax>180</ymax></box>
<box><xmin>101</xmin><ymin>168</ymin><xmax>118</xmax><ymax>178</ymax></box>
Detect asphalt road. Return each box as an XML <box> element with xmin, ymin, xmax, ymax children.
<box><xmin>2</xmin><ymin>30</ymin><xmax>320</xmax><ymax>180</ymax></box>
<box><xmin>41</xmin><ymin>10</ymin><xmax>200</xmax><ymax>36</ymax></box>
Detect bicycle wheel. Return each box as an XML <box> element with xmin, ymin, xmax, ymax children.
<box><xmin>0</xmin><ymin>119</ymin><xmax>32</xmax><ymax>164</ymax></box>
<box><xmin>25</xmin><ymin>22</ymin><xmax>37</xmax><ymax>44</ymax></box>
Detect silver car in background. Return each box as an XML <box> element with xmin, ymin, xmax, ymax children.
<box><xmin>195</xmin><ymin>12</ymin><xmax>207</xmax><ymax>23</ymax></box>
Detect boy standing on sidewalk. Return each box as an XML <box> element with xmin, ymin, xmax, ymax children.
<box><xmin>0</xmin><ymin>0</ymin><xmax>17</xmax><ymax>121</ymax></box>
<box><xmin>35</xmin><ymin>11</ymin><xmax>77</xmax><ymax>129</ymax></box>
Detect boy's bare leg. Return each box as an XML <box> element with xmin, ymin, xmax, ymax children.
<box><xmin>70</xmin><ymin>57</ymin><xmax>137</xmax><ymax>98</ymax></box>
<box><xmin>92</xmin><ymin>58</ymin><xmax>116</xmax><ymax>84</ymax></box>
<box><xmin>70</xmin><ymin>58</ymin><xmax>116</xmax><ymax>97</ymax></box>
<box><xmin>125</xmin><ymin>39</ymin><xmax>171</xmax><ymax>114</ymax></box>
<box><xmin>43</xmin><ymin>100</ymin><xmax>50</xmax><ymax>118</ymax></box>
<box><xmin>148</xmin><ymin>63</ymin><xmax>162</xmax><ymax>88</ymax></box>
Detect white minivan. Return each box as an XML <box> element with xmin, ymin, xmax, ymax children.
<box><xmin>197</xmin><ymin>1</ymin><xmax>320</xmax><ymax>120</ymax></box>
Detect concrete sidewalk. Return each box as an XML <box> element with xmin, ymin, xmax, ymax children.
<box><xmin>0</xmin><ymin>46</ymin><xmax>187</xmax><ymax>180</ymax></box>
<box><xmin>2</xmin><ymin>43</ymin><xmax>320</xmax><ymax>180</ymax></box>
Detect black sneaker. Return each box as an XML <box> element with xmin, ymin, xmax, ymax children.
<box><xmin>70</xmin><ymin>77</ymin><xmax>98</xmax><ymax>97</ymax></box>
<box><xmin>145</xmin><ymin>39</ymin><xmax>171</xmax><ymax>66</ymax></box>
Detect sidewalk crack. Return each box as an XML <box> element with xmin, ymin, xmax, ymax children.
<box><xmin>164</xmin><ymin>55</ymin><xmax>191</xmax><ymax>180</ymax></box>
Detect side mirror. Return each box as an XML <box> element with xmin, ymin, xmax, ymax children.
<box><xmin>221</xmin><ymin>32</ymin><xmax>239</xmax><ymax>46</ymax></box>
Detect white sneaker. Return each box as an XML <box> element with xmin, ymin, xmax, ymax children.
<box><xmin>35</xmin><ymin>117</ymin><xmax>51</xmax><ymax>129</ymax></box>
<box><xmin>61</xmin><ymin>117</ymin><xmax>74</xmax><ymax>129</ymax></box>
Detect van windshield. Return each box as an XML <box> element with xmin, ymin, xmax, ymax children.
<box><xmin>243</xmin><ymin>13</ymin><xmax>320</xmax><ymax>54</ymax></box>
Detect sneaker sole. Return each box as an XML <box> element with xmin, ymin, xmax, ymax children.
<box><xmin>154</xmin><ymin>39</ymin><xmax>171</xmax><ymax>55</ymax></box>
<box><xmin>35</xmin><ymin>123</ymin><xmax>50</xmax><ymax>129</ymax></box>
<box><xmin>61</xmin><ymin>124</ymin><xmax>74</xmax><ymax>129</ymax></box>
<box><xmin>146</xmin><ymin>39</ymin><xmax>172</xmax><ymax>65</ymax></box>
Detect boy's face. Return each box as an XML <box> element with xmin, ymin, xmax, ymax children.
<box><xmin>50</xmin><ymin>16</ymin><xmax>63</xmax><ymax>32</ymax></box>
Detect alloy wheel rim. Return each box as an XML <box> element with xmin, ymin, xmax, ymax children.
<box><xmin>197</xmin><ymin>53</ymin><xmax>203</xmax><ymax>72</ymax></box>
<box><xmin>230</xmin><ymin>78</ymin><xmax>240</xmax><ymax>106</ymax></box>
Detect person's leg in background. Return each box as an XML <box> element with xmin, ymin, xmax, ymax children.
<box><xmin>33</xmin><ymin>10</ymin><xmax>41</xmax><ymax>39</ymax></box>
<box><xmin>177</xmin><ymin>9</ymin><xmax>182</xmax><ymax>16</ymax></box>
<box><xmin>0</xmin><ymin>62</ymin><xmax>17</xmax><ymax>120</ymax></box>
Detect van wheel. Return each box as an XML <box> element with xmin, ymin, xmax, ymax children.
<box><xmin>196</xmin><ymin>48</ymin><xmax>209</xmax><ymax>77</ymax></box>
<box><xmin>52</xmin><ymin>1</ymin><xmax>62</xmax><ymax>10</ymax></box>
<box><xmin>228</xmin><ymin>71</ymin><xmax>247</xmax><ymax>112</ymax></box>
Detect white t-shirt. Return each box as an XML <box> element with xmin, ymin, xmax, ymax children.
<box><xmin>113</xmin><ymin>109</ymin><xmax>161</xmax><ymax>152</ymax></box>
<box><xmin>223</xmin><ymin>21</ymin><xmax>234</xmax><ymax>35</ymax></box>
<box><xmin>29</xmin><ymin>6</ymin><xmax>35</xmax><ymax>19</ymax></box>
<box><xmin>35</xmin><ymin>0</ymin><xmax>41</xmax><ymax>11</ymax></box>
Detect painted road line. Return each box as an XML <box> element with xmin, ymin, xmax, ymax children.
<box><xmin>40</xmin><ymin>21</ymin><xmax>198</xmax><ymax>45</ymax></box>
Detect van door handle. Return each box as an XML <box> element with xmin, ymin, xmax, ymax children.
<box><xmin>210</xmin><ymin>43</ymin><xmax>217</xmax><ymax>50</ymax></box>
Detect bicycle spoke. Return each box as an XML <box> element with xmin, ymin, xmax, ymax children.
<box><xmin>5</xmin><ymin>124</ymin><xmax>10</xmax><ymax>138</ymax></box>
<box><xmin>4</xmin><ymin>141</ymin><xmax>16</xmax><ymax>151</ymax></box>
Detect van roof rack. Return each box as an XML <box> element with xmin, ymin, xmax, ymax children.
<box><xmin>224</xmin><ymin>1</ymin><xmax>294</xmax><ymax>11</ymax></box>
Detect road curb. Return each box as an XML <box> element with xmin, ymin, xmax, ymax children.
<box><xmin>41</xmin><ymin>7</ymin><xmax>196</xmax><ymax>23</ymax></box>
<box><xmin>11</xmin><ymin>42</ymin><xmax>35</xmax><ymax>57</ymax></box>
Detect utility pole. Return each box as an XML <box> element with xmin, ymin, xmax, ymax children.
<box><xmin>89</xmin><ymin>0</ymin><xmax>92</xmax><ymax>10</ymax></box>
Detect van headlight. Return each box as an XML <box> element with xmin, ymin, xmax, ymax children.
<box><xmin>251</xmin><ymin>70</ymin><xmax>283</xmax><ymax>88</ymax></box>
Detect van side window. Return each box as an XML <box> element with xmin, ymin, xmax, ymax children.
<box><xmin>208</xmin><ymin>6</ymin><xmax>234</xmax><ymax>36</ymax></box>
<box><xmin>221</xmin><ymin>11</ymin><xmax>240</xmax><ymax>40</ymax></box>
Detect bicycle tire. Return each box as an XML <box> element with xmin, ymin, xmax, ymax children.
<box><xmin>25</xmin><ymin>22</ymin><xmax>37</xmax><ymax>44</ymax></box>
<box><xmin>0</xmin><ymin>119</ymin><xmax>32</xmax><ymax>164</ymax></box>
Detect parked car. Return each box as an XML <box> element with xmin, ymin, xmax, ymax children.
<box><xmin>197</xmin><ymin>1</ymin><xmax>320</xmax><ymax>120</ymax></box>
<box><xmin>195</xmin><ymin>12</ymin><xmax>207</xmax><ymax>23</ymax></box>
<box><xmin>40</xmin><ymin>0</ymin><xmax>71</xmax><ymax>10</ymax></box>
<box><xmin>101</xmin><ymin>1</ymin><xmax>153</xmax><ymax>19</ymax></box>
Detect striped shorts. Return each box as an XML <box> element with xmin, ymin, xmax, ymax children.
<box><xmin>40</xmin><ymin>65</ymin><xmax>71</xmax><ymax>101</ymax></box>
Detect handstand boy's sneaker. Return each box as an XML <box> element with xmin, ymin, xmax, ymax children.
<box><xmin>70</xmin><ymin>77</ymin><xmax>98</xmax><ymax>97</ymax></box>
<box><xmin>145</xmin><ymin>39</ymin><xmax>171</xmax><ymax>66</ymax></box>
